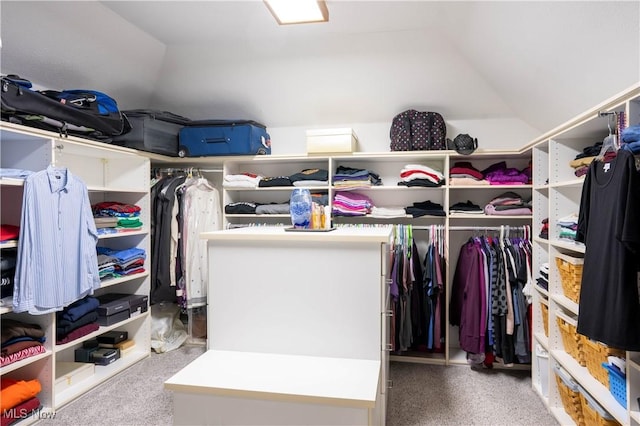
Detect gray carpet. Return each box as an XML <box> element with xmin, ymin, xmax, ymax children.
<box><xmin>37</xmin><ymin>345</ymin><xmax>557</xmax><ymax>426</ymax></box>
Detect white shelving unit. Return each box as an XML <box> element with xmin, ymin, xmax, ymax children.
<box><xmin>526</xmin><ymin>83</ymin><xmax>640</xmax><ymax>425</ymax></box>
<box><xmin>148</xmin><ymin>148</ymin><xmax>534</xmax><ymax>368</ymax></box>
<box><xmin>0</xmin><ymin>122</ymin><xmax>152</xmax><ymax>416</ymax></box>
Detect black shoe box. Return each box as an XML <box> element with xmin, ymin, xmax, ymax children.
<box><xmin>96</xmin><ymin>295</ymin><xmax>130</xmax><ymax>317</ymax></box>
<box><xmin>75</xmin><ymin>346</ymin><xmax>99</xmax><ymax>363</ymax></box>
<box><xmin>97</xmin><ymin>309</ymin><xmax>130</xmax><ymax>327</ymax></box>
<box><xmin>97</xmin><ymin>330</ymin><xmax>128</xmax><ymax>345</ymax></box>
<box><xmin>97</xmin><ymin>293</ymin><xmax>148</xmax><ymax>317</ymax></box>
<box><xmin>126</xmin><ymin>294</ymin><xmax>148</xmax><ymax>317</ymax></box>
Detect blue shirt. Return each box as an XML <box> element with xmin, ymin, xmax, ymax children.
<box><xmin>13</xmin><ymin>166</ymin><xmax>100</xmax><ymax>314</ymax></box>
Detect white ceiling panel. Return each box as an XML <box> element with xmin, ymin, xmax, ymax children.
<box><xmin>1</xmin><ymin>0</ymin><xmax>638</xmax><ymax>143</ymax></box>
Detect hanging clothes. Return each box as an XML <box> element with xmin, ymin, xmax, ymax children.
<box><xmin>389</xmin><ymin>226</ymin><xmax>413</xmax><ymax>352</ymax></box>
<box><xmin>150</xmin><ymin>171</ymin><xmax>222</xmax><ymax>308</ymax></box>
<box><xmin>390</xmin><ymin>225</ymin><xmax>446</xmax><ymax>354</ymax></box>
<box><xmin>449</xmin><ymin>229</ymin><xmax>532</xmax><ymax>366</ymax></box>
<box><xmin>151</xmin><ymin>174</ymin><xmax>186</xmax><ymax>304</ymax></box>
<box><xmin>422</xmin><ymin>226</ymin><xmax>445</xmax><ymax>351</ymax></box>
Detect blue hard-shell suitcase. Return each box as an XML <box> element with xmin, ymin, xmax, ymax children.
<box><xmin>178</xmin><ymin>120</ymin><xmax>271</xmax><ymax>157</ymax></box>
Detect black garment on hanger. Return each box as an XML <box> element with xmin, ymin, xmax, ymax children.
<box><xmin>576</xmin><ymin>149</ymin><xmax>640</xmax><ymax>350</ymax></box>
<box><xmin>151</xmin><ymin>175</ymin><xmax>185</xmax><ymax>304</ymax></box>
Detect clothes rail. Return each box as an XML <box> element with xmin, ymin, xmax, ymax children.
<box><xmin>449</xmin><ymin>226</ymin><xmax>527</xmax><ymax>231</ymax></box>
<box><xmin>153</xmin><ymin>167</ymin><xmax>223</xmax><ymax>173</ymax></box>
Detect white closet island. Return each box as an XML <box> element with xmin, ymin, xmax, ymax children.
<box><xmin>165</xmin><ymin>226</ymin><xmax>392</xmax><ymax>426</ymax></box>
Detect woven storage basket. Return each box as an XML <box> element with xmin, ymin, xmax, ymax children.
<box><xmin>555</xmin><ymin>253</ymin><xmax>584</xmax><ymax>303</ymax></box>
<box><xmin>540</xmin><ymin>302</ymin><xmax>549</xmax><ymax>337</ymax></box>
<box><xmin>579</xmin><ymin>391</ymin><xmax>620</xmax><ymax>426</ymax></box>
<box><xmin>556</xmin><ymin>310</ymin><xmax>585</xmax><ymax>366</ymax></box>
<box><xmin>554</xmin><ymin>367</ymin><xmax>584</xmax><ymax>426</ymax></box>
<box><xmin>582</xmin><ymin>338</ymin><xmax>625</xmax><ymax>388</ymax></box>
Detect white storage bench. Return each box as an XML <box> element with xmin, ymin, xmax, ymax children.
<box><xmin>164</xmin><ymin>349</ymin><xmax>381</xmax><ymax>425</ymax></box>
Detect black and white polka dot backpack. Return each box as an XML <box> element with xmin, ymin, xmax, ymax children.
<box><xmin>390</xmin><ymin>109</ymin><xmax>447</xmax><ymax>151</ymax></box>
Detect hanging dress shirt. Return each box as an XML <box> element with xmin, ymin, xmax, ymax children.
<box><xmin>183</xmin><ymin>177</ymin><xmax>222</xmax><ymax>308</ymax></box>
<box><xmin>13</xmin><ymin>166</ymin><xmax>100</xmax><ymax>314</ymax></box>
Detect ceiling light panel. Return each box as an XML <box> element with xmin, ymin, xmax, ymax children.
<box><xmin>264</xmin><ymin>0</ymin><xmax>329</xmax><ymax>25</ymax></box>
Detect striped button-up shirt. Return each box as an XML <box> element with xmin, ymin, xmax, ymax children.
<box><xmin>13</xmin><ymin>166</ymin><xmax>100</xmax><ymax>314</ymax></box>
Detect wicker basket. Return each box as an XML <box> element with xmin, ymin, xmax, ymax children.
<box><xmin>556</xmin><ymin>310</ymin><xmax>585</xmax><ymax>366</ymax></box>
<box><xmin>540</xmin><ymin>302</ymin><xmax>549</xmax><ymax>337</ymax></box>
<box><xmin>555</xmin><ymin>368</ymin><xmax>584</xmax><ymax>426</ymax></box>
<box><xmin>582</xmin><ymin>338</ymin><xmax>625</xmax><ymax>388</ymax></box>
<box><xmin>579</xmin><ymin>391</ymin><xmax>620</xmax><ymax>426</ymax></box>
<box><xmin>555</xmin><ymin>253</ymin><xmax>584</xmax><ymax>303</ymax></box>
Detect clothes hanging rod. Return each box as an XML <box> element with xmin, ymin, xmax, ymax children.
<box><xmin>448</xmin><ymin>226</ymin><xmax>527</xmax><ymax>231</ymax></box>
<box><xmin>407</xmin><ymin>225</ymin><xmax>446</xmax><ymax>230</ymax></box>
<box><xmin>154</xmin><ymin>167</ymin><xmax>223</xmax><ymax>173</ymax></box>
<box><xmin>402</xmin><ymin>225</ymin><xmax>526</xmax><ymax>231</ymax></box>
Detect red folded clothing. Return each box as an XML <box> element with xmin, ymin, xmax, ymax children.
<box><xmin>0</xmin><ymin>224</ymin><xmax>19</xmax><ymax>242</ymax></box>
<box><xmin>0</xmin><ymin>396</ymin><xmax>41</xmax><ymax>426</ymax></box>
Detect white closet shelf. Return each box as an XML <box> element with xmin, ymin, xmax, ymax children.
<box><xmin>549</xmin><ymin>406</ymin><xmax>575</xmax><ymax>426</ymax></box>
<box><xmin>548</xmin><ymin>239</ymin><xmax>585</xmax><ymax>253</ymax></box>
<box><xmin>550</xmin><ymin>294</ymin><xmax>579</xmax><ymax>316</ymax></box>
<box><xmin>552</xmin><ymin>349</ymin><xmax>628</xmax><ymax>424</ymax></box>
<box><xmin>533</xmin><ymin>236</ymin><xmax>549</xmax><ymax>246</ymax></box>
<box><xmin>534</xmin><ymin>285</ymin><xmax>549</xmax><ymax>299</ymax></box>
<box><xmin>448</xmin><ymin>184</ymin><xmax>532</xmax><ymax>189</ymax></box>
<box><xmin>534</xmin><ymin>332</ymin><xmax>548</xmax><ymax>350</ymax></box>
<box><xmin>631</xmin><ymin>411</ymin><xmax>640</xmax><ymax>424</ymax></box>
<box><xmin>448</xmin><ymin>347</ymin><xmax>530</xmax><ymax>370</ymax></box>
<box><xmin>448</xmin><ymin>214</ymin><xmax>533</xmax><ymax>220</ymax></box>
<box><xmin>97</xmin><ymin>229</ymin><xmax>148</xmax><ymax>239</ymax></box>
<box><xmin>87</xmin><ymin>186</ymin><xmax>148</xmax><ymax>193</ymax></box>
<box><xmin>358</xmin><ymin>214</ymin><xmax>445</xmax><ymax>220</ymax></box>
<box><xmin>0</xmin><ymin>241</ymin><xmax>18</xmax><ymax>249</ymax></box>
<box><xmin>532</xmin><ymin>382</ymin><xmax>548</xmax><ymax>406</ymax></box>
<box><xmin>0</xmin><ymin>349</ymin><xmax>52</xmax><ymax>375</ymax></box>
<box><xmin>0</xmin><ymin>178</ymin><xmax>25</xmax><ymax>186</ymax></box>
<box><xmin>549</xmin><ymin>178</ymin><xmax>585</xmax><ymax>188</ymax></box>
<box><xmin>389</xmin><ymin>354</ymin><xmax>446</xmax><ymax>365</ymax></box>
<box><xmin>225</xmin><ymin>213</ymin><xmax>290</xmax><ymax>218</ymax></box>
<box><xmin>99</xmin><ymin>271</ymin><xmax>149</xmax><ymax>289</ymax></box>
<box><xmin>0</xmin><ymin>305</ymin><xmax>12</xmax><ymax>315</ymax></box>
<box><xmin>54</xmin><ymin>349</ymin><xmax>149</xmax><ymax>409</ymax></box>
<box><xmin>335</xmin><ymin>185</ymin><xmax>444</xmax><ymax>191</ymax></box>
<box><xmin>225</xmin><ymin>186</ymin><xmax>328</xmax><ymax>191</ymax></box>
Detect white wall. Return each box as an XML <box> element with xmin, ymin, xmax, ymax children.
<box><xmin>269</xmin><ymin>117</ymin><xmax>538</xmax><ymax>155</ymax></box>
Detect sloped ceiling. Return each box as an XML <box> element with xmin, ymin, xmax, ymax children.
<box><xmin>1</xmin><ymin>1</ymin><xmax>639</xmax><ymax>141</ymax></box>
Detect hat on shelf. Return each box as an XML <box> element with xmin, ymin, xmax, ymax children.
<box><xmin>448</xmin><ymin>134</ymin><xmax>478</xmax><ymax>155</ymax></box>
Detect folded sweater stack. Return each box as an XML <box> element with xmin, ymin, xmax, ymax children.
<box><xmin>398</xmin><ymin>164</ymin><xmax>445</xmax><ymax>187</ymax></box>
<box><xmin>484</xmin><ymin>191</ymin><xmax>532</xmax><ymax>216</ymax></box>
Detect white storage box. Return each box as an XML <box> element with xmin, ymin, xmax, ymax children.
<box><xmin>306</xmin><ymin>128</ymin><xmax>358</xmax><ymax>154</ymax></box>
<box><xmin>55</xmin><ymin>361</ymin><xmax>95</xmax><ymax>392</ymax></box>
<box><xmin>535</xmin><ymin>344</ymin><xmax>549</xmax><ymax>398</ymax></box>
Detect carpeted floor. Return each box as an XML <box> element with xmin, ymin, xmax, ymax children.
<box><xmin>37</xmin><ymin>345</ymin><xmax>557</xmax><ymax>426</ymax></box>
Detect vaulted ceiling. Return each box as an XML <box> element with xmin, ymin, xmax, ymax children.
<box><xmin>1</xmin><ymin>1</ymin><xmax>639</xmax><ymax>146</ymax></box>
